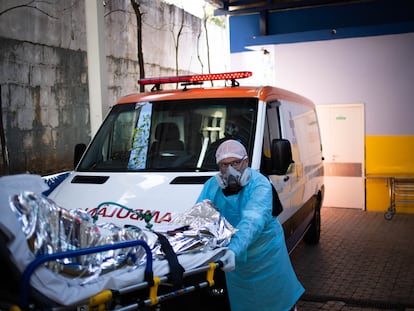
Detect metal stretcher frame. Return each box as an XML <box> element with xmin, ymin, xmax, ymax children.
<box><xmin>13</xmin><ymin>239</ymin><xmax>222</xmax><ymax>311</ymax></box>
<box><xmin>367</xmin><ymin>174</ymin><xmax>414</xmax><ymax>220</ymax></box>
<box><xmin>19</xmin><ymin>240</ymin><xmax>153</xmax><ymax>309</ymax></box>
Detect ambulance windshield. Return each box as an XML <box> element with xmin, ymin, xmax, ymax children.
<box><xmin>77</xmin><ymin>98</ymin><xmax>258</xmax><ymax>172</ymax></box>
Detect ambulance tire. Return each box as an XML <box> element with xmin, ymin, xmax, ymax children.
<box><xmin>303</xmin><ymin>203</ymin><xmax>321</xmax><ymax>245</ymax></box>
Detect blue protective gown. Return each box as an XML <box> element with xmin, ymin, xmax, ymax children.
<box><xmin>197</xmin><ymin>168</ymin><xmax>304</xmax><ymax>311</ymax></box>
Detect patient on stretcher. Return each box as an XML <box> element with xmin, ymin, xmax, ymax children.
<box><xmin>8</xmin><ymin>191</ymin><xmax>235</xmax><ymax>283</ymax></box>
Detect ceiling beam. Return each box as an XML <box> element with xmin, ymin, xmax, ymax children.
<box><xmin>214</xmin><ymin>0</ymin><xmax>370</xmax><ymax>16</ymax></box>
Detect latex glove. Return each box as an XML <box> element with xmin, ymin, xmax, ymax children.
<box><xmin>220</xmin><ymin>249</ymin><xmax>235</xmax><ymax>272</ymax></box>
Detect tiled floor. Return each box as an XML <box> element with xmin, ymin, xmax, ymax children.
<box><xmin>291</xmin><ymin>207</ymin><xmax>414</xmax><ymax>311</ymax></box>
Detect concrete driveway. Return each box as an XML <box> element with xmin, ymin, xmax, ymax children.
<box><xmin>291</xmin><ymin>207</ymin><xmax>414</xmax><ymax>311</ymax></box>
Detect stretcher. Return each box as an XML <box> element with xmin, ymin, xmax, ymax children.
<box><xmin>1</xmin><ymin>232</ymin><xmax>224</xmax><ymax>310</ymax></box>
<box><xmin>383</xmin><ymin>176</ymin><xmax>414</xmax><ymax>220</ymax></box>
<box><xmin>367</xmin><ymin>174</ymin><xmax>414</xmax><ymax>220</ymax></box>
<box><xmin>0</xmin><ymin>175</ymin><xmax>228</xmax><ymax>311</ymax></box>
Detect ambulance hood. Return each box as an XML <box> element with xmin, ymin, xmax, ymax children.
<box><xmin>48</xmin><ymin>171</ymin><xmax>215</xmax><ymax>230</ymax></box>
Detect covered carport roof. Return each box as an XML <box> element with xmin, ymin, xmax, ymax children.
<box><xmin>208</xmin><ymin>0</ymin><xmax>414</xmax><ymax>52</ymax></box>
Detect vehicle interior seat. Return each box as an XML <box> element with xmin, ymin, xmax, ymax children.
<box><xmin>149</xmin><ymin>122</ymin><xmax>184</xmax><ymax>156</ymax></box>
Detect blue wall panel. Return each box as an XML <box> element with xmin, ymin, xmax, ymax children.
<box><xmin>229</xmin><ymin>0</ymin><xmax>414</xmax><ymax>52</ymax></box>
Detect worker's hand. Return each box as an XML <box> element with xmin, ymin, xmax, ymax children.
<box><xmin>220</xmin><ymin>249</ymin><xmax>235</xmax><ymax>272</ymax></box>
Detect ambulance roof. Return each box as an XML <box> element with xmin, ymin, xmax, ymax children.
<box><xmin>117</xmin><ymin>72</ymin><xmax>314</xmax><ymax>108</ymax></box>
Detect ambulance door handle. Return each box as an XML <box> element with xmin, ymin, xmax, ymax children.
<box><xmin>283</xmin><ymin>176</ymin><xmax>289</xmax><ymax>182</ymax></box>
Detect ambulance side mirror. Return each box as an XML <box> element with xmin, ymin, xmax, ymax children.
<box><xmin>74</xmin><ymin>143</ymin><xmax>87</xmax><ymax>168</ymax></box>
<box><xmin>271</xmin><ymin>139</ymin><xmax>294</xmax><ymax>175</ymax></box>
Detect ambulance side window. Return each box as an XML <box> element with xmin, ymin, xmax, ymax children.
<box><xmin>262</xmin><ymin>101</ymin><xmax>281</xmax><ymax>173</ymax></box>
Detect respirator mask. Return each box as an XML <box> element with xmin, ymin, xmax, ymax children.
<box><xmin>216</xmin><ymin>165</ymin><xmax>251</xmax><ymax>196</ymax></box>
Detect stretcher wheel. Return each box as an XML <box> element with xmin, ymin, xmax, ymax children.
<box><xmin>384</xmin><ymin>210</ymin><xmax>393</xmax><ymax>220</ymax></box>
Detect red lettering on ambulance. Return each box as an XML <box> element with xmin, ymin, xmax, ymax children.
<box><xmin>159</xmin><ymin>212</ymin><xmax>172</xmax><ymax>223</ymax></box>
<box><xmin>98</xmin><ymin>207</ymin><xmax>108</xmax><ymax>217</ymax></box>
<box><xmin>82</xmin><ymin>206</ymin><xmax>172</xmax><ymax>224</ymax></box>
<box><xmin>152</xmin><ymin>211</ymin><xmax>172</xmax><ymax>223</ymax></box>
<box><xmin>106</xmin><ymin>208</ymin><xmax>117</xmax><ymax>218</ymax></box>
<box><xmin>116</xmin><ymin>208</ymin><xmax>130</xmax><ymax>219</ymax></box>
<box><xmin>130</xmin><ymin>209</ymin><xmax>144</xmax><ymax>220</ymax></box>
<box><xmin>86</xmin><ymin>207</ymin><xmax>97</xmax><ymax>216</ymax></box>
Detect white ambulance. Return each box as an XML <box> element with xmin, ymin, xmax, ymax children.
<box><xmin>49</xmin><ymin>71</ymin><xmax>324</xmax><ymax>252</ymax></box>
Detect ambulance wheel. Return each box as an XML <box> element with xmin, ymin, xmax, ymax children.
<box><xmin>303</xmin><ymin>206</ymin><xmax>321</xmax><ymax>245</ymax></box>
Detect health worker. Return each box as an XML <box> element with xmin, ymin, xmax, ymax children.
<box><xmin>197</xmin><ymin>139</ymin><xmax>304</xmax><ymax>311</ymax></box>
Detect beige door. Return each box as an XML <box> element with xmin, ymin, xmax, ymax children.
<box><xmin>316</xmin><ymin>104</ymin><xmax>365</xmax><ymax>209</ymax></box>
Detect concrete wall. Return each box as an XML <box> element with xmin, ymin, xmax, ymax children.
<box><xmin>0</xmin><ymin>38</ymin><xmax>90</xmax><ymax>174</ymax></box>
<box><xmin>0</xmin><ymin>0</ymin><xmax>228</xmax><ymax>175</ymax></box>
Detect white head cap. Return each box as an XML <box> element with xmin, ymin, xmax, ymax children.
<box><xmin>215</xmin><ymin>139</ymin><xmax>247</xmax><ymax>164</ymax></box>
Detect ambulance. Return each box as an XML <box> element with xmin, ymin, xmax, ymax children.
<box><xmin>49</xmin><ymin>71</ymin><xmax>324</xmax><ymax>252</ymax></box>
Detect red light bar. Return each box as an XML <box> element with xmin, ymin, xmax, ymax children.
<box><xmin>138</xmin><ymin>71</ymin><xmax>252</xmax><ymax>86</ymax></box>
